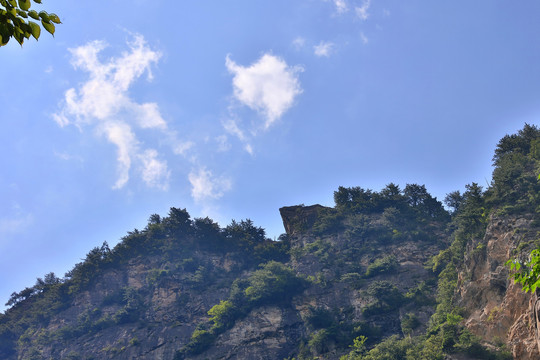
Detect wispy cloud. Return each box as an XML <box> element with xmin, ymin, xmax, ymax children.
<box><xmin>215</xmin><ymin>135</ymin><xmax>231</xmax><ymax>152</ymax></box>
<box><xmin>225</xmin><ymin>53</ymin><xmax>303</xmax><ymax>130</ymax></box>
<box><xmin>292</xmin><ymin>36</ymin><xmax>306</xmax><ymax>50</ymax></box>
<box><xmin>98</xmin><ymin>121</ymin><xmax>138</xmax><ymax>189</ymax></box>
<box><xmin>334</xmin><ymin>0</ymin><xmax>348</xmax><ymax>13</ymax></box>
<box><xmin>355</xmin><ymin>0</ymin><xmax>371</xmax><ymax>20</ymax></box>
<box><xmin>222</xmin><ymin>118</ymin><xmax>248</xmax><ymax>142</ymax></box>
<box><xmin>188</xmin><ymin>167</ymin><xmax>232</xmax><ymax>203</ymax></box>
<box><xmin>360</xmin><ymin>32</ymin><xmax>369</xmax><ymax>44</ymax></box>
<box><xmin>172</xmin><ymin>140</ymin><xmax>194</xmax><ymax>156</ymax></box>
<box><xmin>54</xmin><ymin>151</ymin><xmax>84</xmax><ymax>162</ymax></box>
<box><xmin>314</xmin><ymin>41</ymin><xmax>335</xmax><ymax>57</ymax></box>
<box><xmin>53</xmin><ymin>35</ymin><xmax>172</xmax><ymax>190</ymax></box>
<box><xmin>0</xmin><ymin>205</ymin><xmax>33</xmax><ymax>236</ymax></box>
<box><xmin>138</xmin><ymin>149</ymin><xmax>170</xmax><ymax>190</ymax></box>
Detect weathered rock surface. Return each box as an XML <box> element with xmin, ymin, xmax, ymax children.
<box><xmin>457</xmin><ymin>214</ymin><xmax>540</xmax><ymax>359</ymax></box>
<box><xmin>5</xmin><ymin>204</ymin><xmax>540</xmax><ymax>359</ymax></box>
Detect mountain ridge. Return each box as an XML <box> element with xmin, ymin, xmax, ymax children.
<box><xmin>1</xmin><ymin>124</ymin><xmax>540</xmax><ymax>359</ymax></box>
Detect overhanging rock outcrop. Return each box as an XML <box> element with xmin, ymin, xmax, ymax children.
<box><xmin>279</xmin><ymin>204</ymin><xmax>329</xmax><ymax>236</ymax></box>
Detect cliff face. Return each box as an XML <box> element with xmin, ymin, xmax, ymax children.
<box><xmin>1</xmin><ymin>201</ymin><xmax>453</xmax><ymax>360</ymax></box>
<box><xmin>457</xmin><ymin>214</ymin><xmax>540</xmax><ymax>359</ymax></box>
<box><xmin>19</xmin><ymin>252</ymin><xmax>245</xmax><ymax>359</ymax></box>
<box><xmin>2</xmin><ymin>125</ymin><xmax>538</xmax><ymax>359</ymax></box>
<box><xmin>2</xmin><ymin>204</ymin><xmax>538</xmax><ymax>360</ymax></box>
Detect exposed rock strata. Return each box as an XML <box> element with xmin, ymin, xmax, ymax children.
<box><xmin>457</xmin><ymin>214</ymin><xmax>540</xmax><ymax>359</ymax></box>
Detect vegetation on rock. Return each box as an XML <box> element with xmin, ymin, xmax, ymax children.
<box><xmin>1</xmin><ymin>124</ymin><xmax>538</xmax><ymax>359</ymax></box>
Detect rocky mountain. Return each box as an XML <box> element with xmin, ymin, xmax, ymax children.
<box><xmin>1</xmin><ymin>124</ymin><xmax>540</xmax><ymax>359</ymax></box>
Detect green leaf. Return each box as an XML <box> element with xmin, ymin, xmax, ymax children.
<box><xmin>28</xmin><ymin>20</ymin><xmax>39</xmax><ymax>39</ymax></box>
<box><xmin>38</xmin><ymin>10</ymin><xmax>49</xmax><ymax>23</ymax></box>
<box><xmin>48</xmin><ymin>13</ymin><xmax>60</xmax><ymax>24</ymax></box>
<box><xmin>16</xmin><ymin>9</ymin><xmax>28</xmax><ymax>18</ymax></box>
<box><xmin>41</xmin><ymin>19</ymin><xmax>53</xmax><ymax>35</ymax></box>
<box><xmin>18</xmin><ymin>0</ymin><xmax>30</xmax><ymax>11</ymax></box>
<box><xmin>0</xmin><ymin>32</ymin><xmax>7</xmax><ymax>46</ymax></box>
<box><xmin>32</xmin><ymin>0</ymin><xmax>41</xmax><ymax>3</ymax></box>
<box><xmin>27</xmin><ymin>9</ymin><xmax>38</xmax><ymax>20</ymax></box>
<box><xmin>12</xmin><ymin>27</ymin><xmax>23</xmax><ymax>45</ymax></box>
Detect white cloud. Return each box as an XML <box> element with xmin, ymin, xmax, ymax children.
<box><xmin>188</xmin><ymin>167</ymin><xmax>232</xmax><ymax>203</ymax></box>
<box><xmin>173</xmin><ymin>140</ymin><xmax>194</xmax><ymax>156</ymax></box>
<box><xmin>98</xmin><ymin>121</ymin><xmax>138</xmax><ymax>189</ymax></box>
<box><xmin>222</xmin><ymin>118</ymin><xmax>255</xmax><ymax>155</ymax></box>
<box><xmin>0</xmin><ymin>214</ymin><xmax>33</xmax><ymax>235</ymax></box>
<box><xmin>215</xmin><ymin>135</ymin><xmax>231</xmax><ymax>152</ymax></box>
<box><xmin>244</xmin><ymin>143</ymin><xmax>254</xmax><ymax>155</ymax></box>
<box><xmin>138</xmin><ymin>149</ymin><xmax>170</xmax><ymax>190</ymax></box>
<box><xmin>0</xmin><ymin>205</ymin><xmax>33</xmax><ymax>236</ymax></box>
<box><xmin>355</xmin><ymin>0</ymin><xmax>371</xmax><ymax>20</ymax></box>
<box><xmin>314</xmin><ymin>41</ymin><xmax>335</xmax><ymax>57</ymax></box>
<box><xmin>360</xmin><ymin>32</ymin><xmax>369</xmax><ymax>44</ymax></box>
<box><xmin>135</xmin><ymin>103</ymin><xmax>166</xmax><ymax>129</ymax></box>
<box><xmin>334</xmin><ymin>0</ymin><xmax>348</xmax><ymax>13</ymax></box>
<box><xmin>54</xmin><ymin>151</ymin><xmax>84</xmax><ymax>162</ymax></box>
<box><xmin>54</xmin><ymin>35</ymin><xmax>173</xmax><ymax>190</ymax></box>
<box><xmin>225</xmin><ymin>53</ymin><xmax>303</xmax><ymax>129</ymax></box>
<box><xmin>292</xmin><ymin>37</ymin><xmax>306</xmax><ymax>49</ymax></box>
<box><xmin>222</xmin><ymin>118</ymin><xmax>247</xmax><ymax>142</ymax></box>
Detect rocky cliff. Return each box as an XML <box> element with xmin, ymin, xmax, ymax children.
<box><xmin>0</xmin><ymin>196</ymin><xmax>453</xmax><ymax>359</ymax></box>
<box><xmin>457</xmin><ymin>214</ymin><xmax>540</xmax><ymax>359</ymax></box>
<box><xmin>1</xmin><ymin>124</ymin><xmax>539</xmax><ymax>359</ymax></box>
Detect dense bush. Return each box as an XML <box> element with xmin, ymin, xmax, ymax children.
<box><xmin>181</xmin><ymin>261</ymin><xmax>306</xmax><ymax>356</ymax></box>
<box><xmin>365</xmin><ymin>255</ymin><xmax>398</xmax><ymax>278</ymax></box>
<box><xmin>333</xmin><ymin>183</ymin><xmax>449</xmax><ymax>223</ymax></box>
<box><xmin>362</xmin><ymin>281</ymin><xmax>405</xmax><ymax>317</ymax></box>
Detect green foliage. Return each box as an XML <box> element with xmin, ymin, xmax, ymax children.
<box><xmin>493</xmin><ymin>123</ymin><xmax>540</xmax><ymax>166</ymax></box>
<box><xmin>312</xmin><ymin>207</ymin><xmax>344</xmax><ymax>234</ymax></box>
<box><xmin>183</xmin><ymin>329</ymin><xmax>216</xmax><ymax>355</ymax></box>
<box><xmin>243</xmin><ymin>261</ymin><xmax>306</xmax><ymax>304</ymax></box>
<box><xmin>404</xmin><ymin>281</ymin><xmax>435</xmax><ymax>306</ymax></box>
<box><xmin>308</xmin><ymin>329</ymin><xmax>333</xmax><ymax>354</ymax></box>
<box><xmin>362</xmin><ymin>281</ymin><xmax>405</xmax><ymax>317</ymax></box>
<box><xmin>0</xmin><ymin>0</ymin><xmax>60</xmax><ymax>46</ymax></box>
<box><xmin>343</xmin><ymin>335</ymin><xmax>368</xmax><ymax>359</ymax></box>
<box><xmin>303</xmin><ymin>307</ymin><xmax>334</xmax><ymax>330</ymax></box>
<box><xmin>182</xmin><ymin>261</ymin><xmax>306</xmax><ymax>357</ymax></box>
<box><xmin>146</xmin><ymin>268</ymin><xmax>170</xmax><ymax>287</ymax></box>
<box><xmin>4</xmin><ymin>126</ymin><xmax>538</xmax><ymax>359</ymax></box>
<box><xmin>304</xmin><ymin>238</ymin><xmax>332</xmax><ymax>264</ymax></box>
<box><xmin>443</xmin><ymin>191</ymin><xmax>463</xmax><ymax>215</ymax></box>
<box><xmin>340</xmin><ymin>272</ymin><xmax>364</xmax><ymax>289</ymax></box>
<box><xmin>208</xmin><ymin>300</ymin><xmax>237</xmax><ymax>331</ymax></box>
<box><xmin>506</xmin><ymin>246</ymin><xmax>540</xmax><ymax>292</ymax></box>
<box><xmin>400</xmin><ymin>313</ymin><xmax>420</xmax><ymax>336</ymax></box>
<box><xmin>365</xmin><ymin>255</ymin><xmax>398</xmax><ymax>278</ymax></box>
<box><xmin>340</xmin><ymin>335</ymin><xmax>415</xmax><ymax>360</ymax></box>
<box><xmin>494</xmin><ymin>125</ymin><xmax>540</xmax><ymax>293</ymax></box>
<box><xmin>488</xmin><ymin>124</ymin><xmax>540</xmax><ymax>213</ymax></box>
<box><xmin>333</xmin><ymin>183</ymin><xmax>449</xmax><ymax>227</ymax></box>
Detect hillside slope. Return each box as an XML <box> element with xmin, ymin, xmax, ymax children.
<box><xmin>1</xmin><ymin>124</ymin><xmax>539</xmax><ymax>359</ymax></box>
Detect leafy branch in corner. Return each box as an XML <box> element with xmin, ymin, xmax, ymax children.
<box><xmin>0</xmin><ymin>0</ymin><xmax>60</xmax><ymax>46</ymax></box>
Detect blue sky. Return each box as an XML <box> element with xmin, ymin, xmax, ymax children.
<box><xmin>1</xmin><ymin>1</ymin><xmax>539</xmax><ymax>309</ymax></box>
